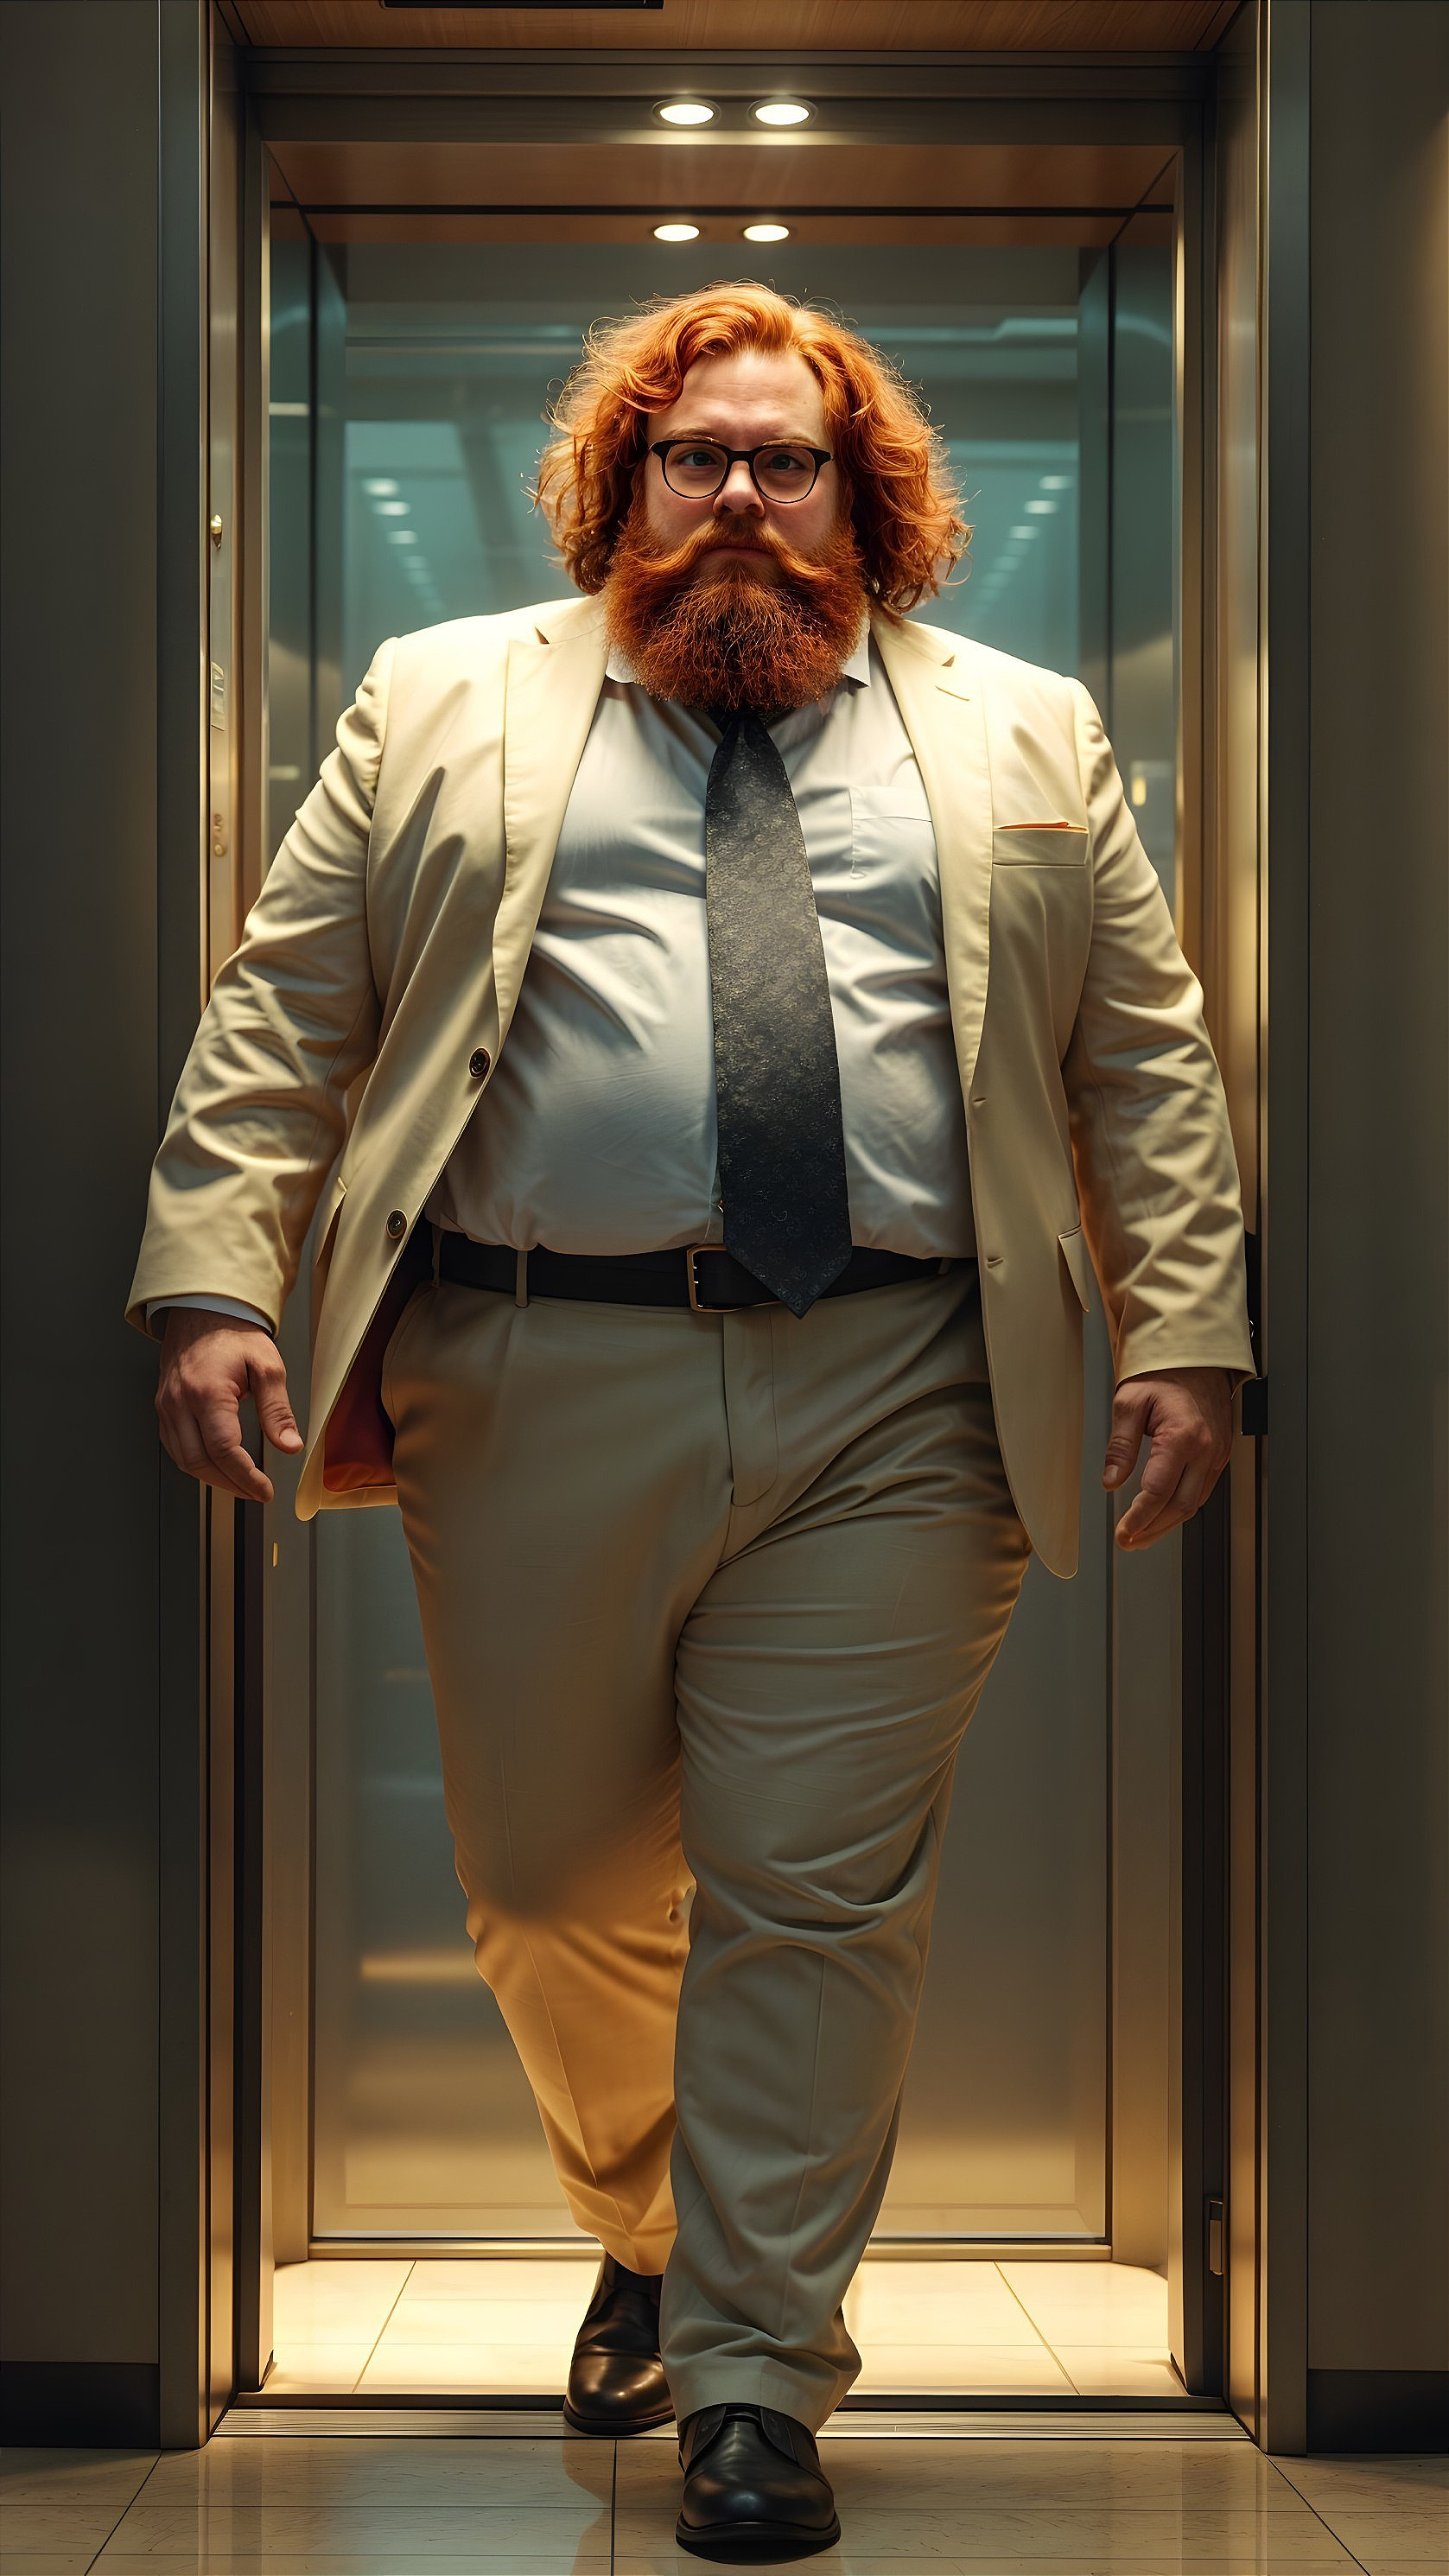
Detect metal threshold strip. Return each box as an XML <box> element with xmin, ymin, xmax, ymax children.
<box><xmin>308</xmin><ymin>2236</ymin><xmax>1115</xmax><ymax>2260</ymax></box>
<box><xmin>219</xmin><ymin>2402</ymin><xmax>1243</xmax><ymax>2442</ymax></box>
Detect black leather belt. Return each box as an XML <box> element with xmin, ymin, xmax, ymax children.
<box><xmin>435</xmin><ymin>1231</ymin><xmax>957</xmax><ymax>1314</ymax></box>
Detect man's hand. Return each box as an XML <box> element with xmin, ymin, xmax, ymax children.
<box><xmin>156</xmin><ymin>1309</ymin><xmax>303</xmax><ymax>1506</ymax></box>
<box><xmin>1103</xmin><ymin>1365</ymin><xmax>1235</xmax><ymax>1550</ymax></box>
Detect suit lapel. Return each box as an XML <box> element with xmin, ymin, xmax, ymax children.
<box><xmin>872</xmin><ymin>614</ymin><xmax>995</xmax><ymax>1099</ymax></box>
<box><xmin>495</xmin><ymin>601</ymin><xmax>609</xmax><ymax>1040</ymax></box>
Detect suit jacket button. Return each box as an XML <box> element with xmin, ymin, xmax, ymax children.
<box><xmin>468</xmin><ymin>1047</ymin><xmax>491</xmax><ymax>1078</ymax></box>
<box><xmin>385</xmin><ymin>1209</ymin><xmax>407</xmax><ymax>1241</ymax></box>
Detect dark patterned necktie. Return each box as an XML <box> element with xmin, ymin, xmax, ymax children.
<box><xmin>704</xmin><ymin>709</ymin><xmax>853</xmax><ymax>1317</ymax></box>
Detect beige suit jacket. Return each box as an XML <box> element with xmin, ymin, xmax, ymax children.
<box><xmin>127</xmin><ymin>595</ymin><xmax>1254</xmax><ymax>1576</ymax></box>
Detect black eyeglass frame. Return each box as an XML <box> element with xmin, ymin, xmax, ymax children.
<box><xmin>646</xmin><ymin>438</ymin><xmax>835</xmax><ymax>501</ymax></box>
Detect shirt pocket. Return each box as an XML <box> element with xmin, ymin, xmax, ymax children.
<box><xmin>994</xmin><ymin>821</ymin><xmax>1090</xmax><ymax>867</ymax></box>
<box><xmin>848</xmin><ymin>780</ymin><xmax>938</xmax><ymax>889</ymax></box>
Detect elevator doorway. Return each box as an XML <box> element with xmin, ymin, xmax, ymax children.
<box><xmin>266</xmin><ymin>235</ymin><xmax>1189</xmax><ymax>2242</ymax></box>
<box><xmin>232</xmin><ymin>27</ymin><xmax>1236</xmax><ymax>2416</ymax></box>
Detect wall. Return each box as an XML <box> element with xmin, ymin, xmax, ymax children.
<box><xmin>0</xmin><ymin>0</ymin><xmax>212</xmax><ymax>2447</ymax></box>
<box><xmin>1302</xmin><ymin>0</ymin><xmax>1449</xmax><ymax>2452</ymax></box>
<box><xmin>0</xmin><ymin>0</ymin><xmax>166</xmax><ymax>2441</ymax></box>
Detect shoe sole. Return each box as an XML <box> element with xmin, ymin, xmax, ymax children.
<box><xmin>674</xmin><ymin>2513</ymin><xmax>842</xmax><ymax>2563</ymax></box>
<box><xmin>561</xmin><ymin>2394</ymin><xmax>676</xmax><ymax>2436</ymax></box>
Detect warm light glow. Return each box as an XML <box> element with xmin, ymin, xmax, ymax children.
<box><xmin>360</xmin><ymin>1950</ymin><xmax>477</xmax><ymax>1984</ymax></box>
<box><xmin>653</xmin><ymin>221</ymin><xmax>702</xmax><ymax>242</ymax></box>
<box><xmin>753</xmin><ymin>99</ymin><xmax>813</xmax><ymax>128</ymax></box>
<box><xmin>655</xmin><ymin>99</ymin><xmax>716</xmax><ymax>126</ymax></box>
<box><xmin>742</xmin><ymin>221</ymin><xmax>791</xmax><ymax>243</ymax></box>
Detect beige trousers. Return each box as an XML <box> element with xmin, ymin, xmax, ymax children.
<box><xmin>382</xmin><ymin>1257</ymin><xmax>1031</xmax><ymax>2427</ymax></box>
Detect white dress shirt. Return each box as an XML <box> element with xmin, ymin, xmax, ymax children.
<box><xmin>429</xmin><ymin>630</ymin><xmax>974</xmax><ymax>1259</ymax></box>
<box><xmin>153</xmin><ymin>628</ymin><xmax>973</xmax><ymax>1329</ymax></box>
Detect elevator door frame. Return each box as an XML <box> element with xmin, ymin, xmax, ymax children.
<box><xmin>173</xmin><ymin>14</ymin><xmax>1290</xmax><ymax>2448</ymax></box>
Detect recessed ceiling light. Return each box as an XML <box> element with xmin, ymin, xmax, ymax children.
<box><xmin>375</xmin><ymin>499</ymin><xmax>410</xmax><ymax>516</ymax></box>
<box><xmin>387</xmin><ymin>530</ymin><xmax>418</xmax><ymax>546</ymax></box>
<box><xmin>1024</xmin><ymin>499</ymin><xmax>1056</xmax><ymax>515</ymax></box>
<box><xmin>655</xmin><ymin>99</ymin><xmax>716</xmax><ymax>126</ymax></box>
<box><xmin>653</xmin><ymin>221</ymin><xmax>701</xmax><ymax>242</ymax></box>
<box><xmin>1008</xmin><ymin>525</ymin><xmax>1038</xmax><ymax>540</ymax></box>
<box><xmin>1040</xmin><ymin>474</ymin><xmax>1073</xmax><ymax>490</ymax></box>
<box><xmin>364</xmin><ymin>478</ymin><xmax>399</xmax><ymax>497</ymax></box>
<box><xmin>753</xmin><ymin>99</ymin><xmax>813</xmax><ymax>128</ymax></box>
<box><xmin>742</xmin><ymin>221</ymin><xmax>791</xmax><ymax>244</ymax></box>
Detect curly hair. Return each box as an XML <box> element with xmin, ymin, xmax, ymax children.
<box><xmin>535</xmin><ymin>283</ymin><xmax>969</xmax><ymax>618</ymax></box>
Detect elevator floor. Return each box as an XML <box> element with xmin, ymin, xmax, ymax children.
<box><xmin>6</xmin><ymin>2427</ymin><xmax>1442</xmax><ymax>2572</ymax></box>
<box><xmin>263</xmin><ymin>2256</ymin><xmax>1183</xmax><ymax>2401</ymax></box>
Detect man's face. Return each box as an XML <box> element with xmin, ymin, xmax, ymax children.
<box><xmin>606</xmin><ymin>341</ymin><xmax>863</xmax><ymax>715</ymax></box>
<box><xmin>644</xmin><ymin>348</ymin><xmax>839</xmax><ymax>584</ymax></box>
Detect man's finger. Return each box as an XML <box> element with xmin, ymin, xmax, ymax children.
<box><xmin>196</xmin><ymin>1396</ymin><xmax>275</xmax><ymax>1504</ymax></box>
<box><xmin>1102</xmin><ymin>1390</ymin><xmax>1150</xmax><ymax>1488</ymax></box>
<box><xmin>1116</xmin><ymin>1450</ymin><xmax>1215</xmax><ymax>1549</ymax></box>
<box><xmin>162</xmin><ymin>1406</ymin><xmax>213</xmax><ymax>1486</ymax></box>
<box><xmin>248</xmin><ymin>1353</ymin><xmax>303</xmax><ymax>1455</ymax></box>
<box><xmin>1115</xmin><ymin>1425</ymin><xmax>1192</xmax><ymax>1542</ymax></box>
<box><xmin>164</xmin><ymin>1402</ymin><xmax>270</xmax><ymax>1501</ymax></box>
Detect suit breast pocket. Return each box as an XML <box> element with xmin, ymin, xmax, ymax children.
<box><xmin>994</xmin><ymin>822</ymin><xmax>1090</xmax><ymax>868</ymax></box>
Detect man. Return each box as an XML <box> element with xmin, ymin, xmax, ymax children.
<box><xmin>130</xmin><ymin>284</ymin><xmax>1253</xmax><ymax>2563</ymax></box>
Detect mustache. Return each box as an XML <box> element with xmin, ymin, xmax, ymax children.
<box><xmin>623</xmin><ymin>515</ymin><xmax>842</xmax><ymax>593</ymax></box>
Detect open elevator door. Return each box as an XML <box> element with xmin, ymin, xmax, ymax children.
<box><xmin>218</xmin><ymin>16</ymin><xmax>1235</xmax><ymax>2413</ymax></box>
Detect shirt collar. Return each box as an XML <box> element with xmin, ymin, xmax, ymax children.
<box><xmin>841</xmin><ymin>622</ymin><xmax>873</xmax><ymax>687</ymax></box>
<box><xmin>605</xmin><ymin>618</ymin><xmax>873</xmax><ymax>693</ymax></box>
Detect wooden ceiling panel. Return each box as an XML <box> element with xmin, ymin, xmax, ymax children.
<box><xmin>232</xmin><ymin>2</ymin><xmax>1240</xmax><ymax>54</ymax></box>
<box><xmin>269</xmin><ymin>135</ymin><xmax>1176</xmax><ymax>207</ymax></box>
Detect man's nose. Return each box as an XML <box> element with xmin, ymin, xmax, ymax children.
<box><xmin>713</xmin><ymin>462</ymin><xmax>764</xmax><ymax>514</ymax></box>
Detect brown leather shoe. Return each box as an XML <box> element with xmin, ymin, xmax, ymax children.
<box><xmin>676</xmin><ymin>2403</ymin><xmax>841</xmax><ymax>2561</ymax></box>
<box><xmin>562</xmin><ymin>2255</ymin><xmax>672</xmax><ymax>2434</ymax></box>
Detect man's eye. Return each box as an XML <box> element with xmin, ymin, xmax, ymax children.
<box><xmin>677</xmin><ymin>448</ymin><xmax>721</xmax><ymax>469</ymax></box>
<box><xmin>761</xmin><ymin>448</ymin><xmax>809</xmax><ymax>469</ymax></box>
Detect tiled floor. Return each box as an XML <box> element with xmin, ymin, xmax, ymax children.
<box><xmin>264</xmin><ymin>2255</ymin><xmax>1185</xmax><ymax>2400</ymax></box>
<box><xmin>3</xmin><ymin>2427</ymin><xmax>1444</xmax><ymax>2573</ymax></box>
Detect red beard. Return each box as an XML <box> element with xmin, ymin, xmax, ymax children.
<box><xmin>603</xmin><ymin>510</ymin><xmax>868</xmax><ymax>716</ymax></box>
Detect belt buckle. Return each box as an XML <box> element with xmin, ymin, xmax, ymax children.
<box><xmin>685</xmin><ymin>1243</ymin><xmax>732</xmax><ymax>1314</ymax></box>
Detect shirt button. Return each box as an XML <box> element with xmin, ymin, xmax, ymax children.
<box><xmin>469</xmin><ymin>1046</ymin><xmax>492</xmax><ymax>1078</ymax></box>
<box><xmin>385</xmin><ymin>1210</ymin><xmax>407</xmax><ymax>1241</ymax></box>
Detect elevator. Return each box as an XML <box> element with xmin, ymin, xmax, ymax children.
<box><xmin>190</xmin><ymin>0</ymin><xmax>1263</xmax><ymax>2433</ymax></box>
<box><xmin>10</xmin><ymin>0</ymin><xmax>1448</xmax><ymax>2470</ymax></box>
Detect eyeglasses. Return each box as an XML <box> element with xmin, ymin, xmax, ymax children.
<box><xmin>648</xmin><ymin>438</ymin><xmax>834</xmax><ymax>504</ymax></box>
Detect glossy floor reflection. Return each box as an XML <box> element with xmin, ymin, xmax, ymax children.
<box><xmin>263</xmin><ymin>2255</ymin><xmax>1183</xmax><ymax>2400</ymax></box>
<box><xmin>4</xmin><ymin>2432</ymin><xmax>1444</xmax><ymax>2573</ymax></box>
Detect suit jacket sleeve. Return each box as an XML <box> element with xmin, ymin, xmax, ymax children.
<box><xmin>1063</xmin><ymin>679</ymin><xmax>1255</xmax><ymax>1389</ymax></box>
<box><xmin>125</xmin><ymin>639</ymin><xmax>397</xmax><ymax>1337</ymax></box>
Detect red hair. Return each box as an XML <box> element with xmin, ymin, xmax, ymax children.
<box><xmin>535</xmin><ymin>283</ymin><xmax>969</xmax><ymax>617</ymax></box>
